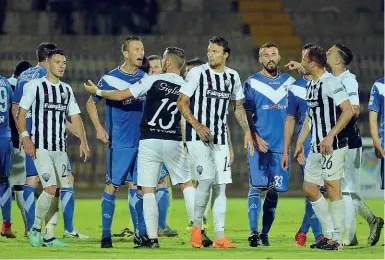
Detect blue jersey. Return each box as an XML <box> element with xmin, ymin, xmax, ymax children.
<box><xmin>0</xmin><ymin>76</ymin><xmax>13</xmax><ymax>139</ymax></box>
<box><xmin>13</xmin><ymin>66</ymin><xmax>47</xmax><ymax>134</ymax></box>
<box><xmin>93</xmin><ymin>67</ymin><xmax>146</xmax><ymax>148</ymax></box>
<box><xmin>368</xmin><ymin>78</ymin><xmax>384</xmax><ymax>139</ymax></box>
<box><xmin>13</xmin><ymin>66</ymin><xmax>47</xmax><ymax>104</ymax></box>
<box><xmin>244</xmin><ymin>72</ymin><xmax>295</xmax><ymax>153</ymax></box>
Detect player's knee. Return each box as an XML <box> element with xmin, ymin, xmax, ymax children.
<box><xmin>265</xmin><ymin>190</ymin><xmax>278</xmax><ymax>201</ymax></box>
<box><xmin>26</xmin><ymin>176</ymin><xmax>39</xmax><ymax>187</ymax></box>
<box><xmin>105</xmin><ymin>184</ymin><xmax>119</xmax><ymax>195</ymax></box>
<box><xmin>68</xmin><ymin>172</ymin><xmax>74</xmax><ymax>187</ymax></box>
<box><xmin>303</xmin><ymin>182</ymin><xmax>319</xmax><ymax>201</ymax></box>
<box><xmin>44</xmin><ymin>185</ymin><xmax>57</xmax><ymax>195</ymax></box>
<box><xmin>179</xmin><ymin>180</ymin><xmax>193</xmax><ymax>191</ymax></box>
<box><xmin>248</xmin><ymin>188</ymin><xmax>261</xmax><ymax>198</ymax></box>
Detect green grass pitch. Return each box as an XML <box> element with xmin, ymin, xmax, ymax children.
<box><xmin>1</xmin><ymin>198</ymin><xmax>384</xmax><ymax>259</ymax></box>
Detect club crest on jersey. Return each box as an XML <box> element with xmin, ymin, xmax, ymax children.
<box><xmin>196</xmin><ymin>165</ymin><xmax>203</xmax><ymax>175</ymax></box>
<box><xmin>224</xmin><ymin>79</ymin><xmax>231</xmax><ymax>87</ymax></box>
<box><xmin>61</xmin><ymin>92</ymin><xmax>68</xmax><ymax>101</ymax></box>
<box><xmin>42</xmin><ymin>173</ymin><xmax>50</xmax><ymax>182</ymax></box>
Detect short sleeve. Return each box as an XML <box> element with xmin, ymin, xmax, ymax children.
<box><xmin>19</xmin><ymin>81</ymin><xmax>37</xmax><ymax>111</ymax></box>
<box><xmin>12</xmin><ymin>79</ymin><xmax>24</xmax><ymax>104</ymax></box>
<box><xmin>326</xmin><ymin>77</ymin><xmax>348</xmax><ymax>106</ymax></box>
<box><xmin>130</xmin><ymin>76</ymin><xmax>158</xmax><ymax>98</ymax></box>
<box><xmin>179</xmin><ymin>67</ymin><xmax>201</xmax><ymax>97</ymax></box>
<box><xmin>368</xmin><ymin>84</ymin><xmax>380</xmax><ymax>112</ymax></box>
<box><xmin>243</xmin><ymin>80</ymin><xmax>254</xmax><ymax>112</ymax></box>
<box><xmin>286</xmin><ymin>88</ymin><xmax>297</xmax><ymax>117</ymax></box>
<box><xmin>67</xmin><ymin>88</ymin><xmax>81</xmax><ymax>116</ymax></box>
<box><xmin>231</xmin><ymin>72</ymin><xmax>245</xmax><ymax>100</ymax></box>
<box><xmin>341</xmin><ymin>76</ymin><xmax>359</xmax><ymax>106</ymax></box>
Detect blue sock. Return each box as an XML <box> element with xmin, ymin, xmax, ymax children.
<box><xmin>134</xmin><ymin>191</ymin><xmax>147</xmax><ymax>237</ymax></box>
<box><xmin>308</xmin><ymin>199</ymin><xmax>323</xmax><ymax>240</ymax></box>
<box><xmin>128</xmin><ymin>189</ymin><xmax>138</xmax><ymax>232</ymax></box>
<box><xmin>248</xmin><ymin>189</ymin><xmax>261</xmax><ymax>233</ymax></box>
<box><xmin>101</xmin><ymin>192</ymin><xmax>116</xmax><ymax>239</ymax></box>
<box><xmin>298</xmin><ymin>199</ymin><xmax>312</xmax><ymax>234</ymax></box>
<box><xmin>261</xmin><ymin>191</ymin><xmax>279</xmax><ymax>235</ymax></box>
<box><xmin>156</xmin><ymin>187</ymin><xmax>169</xmax><ymax>230</ymax></box>
<box><xmin>0</xmin><ymin>183</ymin><xmax>11</xmax><ymax>223</ymax></box>
<box><xmin>60</xmin><ymin>187</ymin><xmax>75</xmax><ymax>232</ymax></box>
<box><xmin>23</xmin><ymin>185</ymin><xmax>36</xmax><ymax>231</ymax></box>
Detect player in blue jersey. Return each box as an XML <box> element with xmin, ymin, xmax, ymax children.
<box><xmin>369</xmin><ymin>78</ymin><xmax>385</xmax><ymax>246</ymax></box>
<box><xmin>13</xmin><ymin>43</ymin><xmax>87</xmax><ymax>240</ymax></box>
<box><xmin>281</xmin><ymin>44</ymin><xmax>324</xmax><ymax>247</ymax></box>
<box><xmin>6</xmin><ymin>60</ymin><xmax>32</xmax><ymax>238</ymax></box>
<box><xmin>86</xmin><ymin>36</ymin><xmax>146</xmax><ymax>248</ymax></box>
<box><xmin>369</xmin><ymin>78</ymin><xmax>384</xmax><ymax>190</ymax></box>
<box><xmin>0</xmin><ymin>76</ymin><xmax>14</xmax><ymax>238</ymax></box>
<box><xmin>244</xmin><ymin>42</ymin><xmax>295</xmax><ymax>247</ymax></box>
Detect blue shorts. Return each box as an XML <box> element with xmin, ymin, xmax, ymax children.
<box><xmin>158</xmin><ymin>164</ymin><xmax>169</xmax><ymax>182</ymax></box>
<box><xmin>26</xmin><ymin>154</ymin><xmax>38</xmax><ymax>177</ymax></box>
<box><xmin>381</xmin><ymin>138</ymin><xmax>384</xmax><ymax>190</ymax></box>
<box><xmin>248</xmin><ymin>151</ymin><xmax>289</xmax><ymax>192</ymax></box>
<box><xmin>67</xmin><ymin>158</ymin><xmax>72</xmax><ymax>172</ymax></box>
<box><xmin>106</xmin><ymin>147</ymin><xmax>138</xmax><ymax>187</ymax></box>
<box><xmin>0</xmin><ymin>139</ymin><xmax>12</xmax><ymax>182</ymax></box>
<box><xmin>125</xmin><ymin>154</ymin><xmax>138</xmax><ymax>185</ymax></box>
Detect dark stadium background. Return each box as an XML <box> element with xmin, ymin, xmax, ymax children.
<box><xmin>0</xmin><ymin>0</ymin><xmax>383</xmax><ymax>197</ymax></box>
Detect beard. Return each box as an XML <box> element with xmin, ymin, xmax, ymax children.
<box><xmin>263</xmin><ymin>62</ymin><xmax>278</xmax><ymax>75</ymax></box>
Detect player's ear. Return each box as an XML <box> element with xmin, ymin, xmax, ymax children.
<box><xmin>123</xmin><ymin>50</ymin><xmax>129</xmax><ymax>59</ymax></box>
<box><xmin>224</xmin><ymin>52</ymin><xmax>229</xmax><ymax>60</ymax></box>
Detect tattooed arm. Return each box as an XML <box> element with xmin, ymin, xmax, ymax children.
<box><xmin>232</xmin><ymin>99</ymin><xmax>254</xmax><ymax>156</ymax></box>
<box><xmin>177</xmin><ymin>93</ymin><xmax>212</xmax><ymax>141</ymax></box>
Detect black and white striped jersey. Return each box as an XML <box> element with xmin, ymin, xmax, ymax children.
<box><xmin>305</xmin><ymin>72</ymin><xmax>349</xmax><ymax>153</ymax></box>
<box><xmin>19</xmin><ymin>77</ymin><xmax>80</xmax><ymax>152</ymax></box>
<box><xmin>337</xmin><ymin>70</ymin><xmax>362</xmax><ymax>149</ymax></box>
<box><xmin>179</xmin><ymin>63</ymin><xmax>244</xmax><ymax>145</ymax></box>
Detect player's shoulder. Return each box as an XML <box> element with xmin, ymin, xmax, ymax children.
<box><xmin>224</xmin><ymin>66</ymin><xmax>240</xmax><ymax>76</ymax></box>
<box><xmin>374</xmin><ymin>77</ymin><xmax>384</xmax><ymax>86</ymax></box>
<box><xmin>189</xmin><ymin>63</ymin><xmax>208</xmax><ymax>75</ymax></box>
<box><xmin>279</xmin><ymin>72</ymin><xmax>295</xmax><ymax>83</ymax></box>
<box><xmin>157</xmin><ymin>73</ymin><xmax>185</xmax><ymax>85</ymax></box>
<box><xmin>8</xmin><ymin>76</ymin><xmax>17</xmax><ymax>86</ymax></box>
<box><xmin>292</xmin><ymin>77</ymin><xmax>308</xmax><ymax>88</ymax></box>
<box><xmin>339</xmin><ymin>70</ymin><xmax>357</xmax><ymax>84</ymax></box>
<box><xmin>0</xmin><ymin>75</ymin><xmax>11</xmax><ymax>89</ymax></box>
<box><xmin>373</xmin><ymin>77</ymin><xmax>385</xmax><ymax>95</ymax></box>
<box><xmin>60</xmin><ymin>80</ymin><xmax>72</xmax><ymax>90</ymax></box>
<box><xmin>322</xmin><ymin>72</ymin><xmax>340</xmax><ymax>85</ymax></box>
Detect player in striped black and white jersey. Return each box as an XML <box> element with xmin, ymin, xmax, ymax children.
<box><xmin>18</xmin><ymin>49</ymin><xmax>89</xmax><ymax>247</ymax></box>
<box><xmin>327</xmin><ymin>44</ymin><xmax>383</xmax><ymax>246</ymax></box>
<box><xmin>294</xmin><ymin>46</ymin><xmax>354</xmax><ymax>250</ymax></box>
<box><xmin>177</xmin><ymin>36</ymin><xmax>254</xmax><ymax>249</ymax></box>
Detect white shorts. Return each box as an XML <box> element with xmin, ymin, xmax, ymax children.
<box><xmin>341</xmin><ymin>147</ymin><xmax>362</xmax><ymax>193</ymax></box>
<box><xmin>187</xmin><ymin>141</ymin><xmax>232</xmax><ymax>185</ymax></box>
<box><xmin>304</xmin><ymin>146</ymin><xmax>348</xmax><ymax>186</ymax></box>
<box><xmin>33</xmin><ymin>149</ymin><xmax>71</xmax><ymax>189</ymax></box>
<box><xmin>9</xmin><ymin>148</ymin><xmax>26</xmax><ymax>186</ymax></box>
<box><xmin>137</xmin><ymin>139</ymin><xmax>191</xmax><ymax>188</ymax></box>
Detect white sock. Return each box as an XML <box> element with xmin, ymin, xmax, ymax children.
<box><xmin>182</xmin><ymin>186</ymin><xmax>195</xmax><ymax>223</ymax></box>
<box><xmin>33</xmin><ymin>191</ymin><xmax>54</xmax><ymax>230</ymax></box>
<box><xmin>330</xmin><ymin>199</ymin><xmax>346</xmax><ymax>244</ymax></box>
<box><xmin>193</xmin><ymin>179</ymin><xmax>213</xmax><ymax>228</ymax></box>
<box><xmin>212</xmin><ymin>184</ymin><xmax>227</xmax><ymax>240</ymax></box>
<box><xmin>15</xmin><ymin>190</ymin><xmax>28</xmax><ymax>230</ymax></box>
<box><xmin>45</xmin><ymin>196</ymin><xmax>59</xmax><ymax>240</ymax></box>
<box><xmin>143</xmin><ymin>193</ymin><xmax>158</xmax><ymax>239</ymax></box>
<box><xmin>342</xmin><ymin>195</ymin><xmax>356</xmax><ymax>241</ymax></box>
<box><xmin>310</xmin><ymin>196</ymin><xmax>334</xmax><ymax>239</ymax></box>
<box><xmin>203</xmin><ymin>188</ymin><xmax>212</xmax><ymax>219</ymax></box>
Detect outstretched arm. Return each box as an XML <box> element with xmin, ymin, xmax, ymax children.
<box><xmin>84</xmin><ymin>80</ymin><xmax>133</xmax><ymax>101</ymax></box>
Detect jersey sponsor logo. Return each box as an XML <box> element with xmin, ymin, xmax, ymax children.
<box><xmin>307</xmin><ymin>101</ymin><xmax>319</xmax><ymax>108</ymax></box>
<box><xmin>44</xmin><ymin>102</ymin><xmax>67</xmax><ymax>111</ymax></box>
<box><xmin>122</xmin><ymin>96</ymin><xmax>145</xmax><ymax>105</ymax></box>
<box><xmin>333</xmin><ymin>87</ymin><xmax>344</xmax><ymax>94</ymax></box>
<box><xmin>159</xmin><ymin>82</ymin><xmax>180</xmax><ymax>96</ymax></box>
<box><xmin>206</xmin><ymin>89</ymin><xmax>231</xmax><ymax>100</ymax></box>
<box><xmin>262</xmin><ymin>103</ymin><xmax>287</xmax><ymax>110</ymax></box>
<box><xmin>149</xmin><ymin>127</ymin><xmax>177</xmax><ymax>135</ymax></box>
